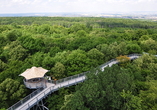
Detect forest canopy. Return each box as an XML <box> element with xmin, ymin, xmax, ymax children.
<box><xmin>0</xmin><ymin>17</ymin><xmax>157</xmax><ymax>109</ymax></box>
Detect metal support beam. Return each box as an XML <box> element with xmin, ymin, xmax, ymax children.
<box><xmin>31</xmin><ymin>99</ymin><xmax>49</xmax><ymax>110</ymax></box>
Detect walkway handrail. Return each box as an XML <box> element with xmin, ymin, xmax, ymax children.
<box><xmin>127</xmin><ymin>53</ymin><xmax>142</xmax><ymax>57</ymax></box>
<box><xmin>7</xmin><ymin>53</ymin><xmax>142</xmax><ymax>110</ymax></box>
<box><xmin>10</xmin><ymin>74</ymin><xmax>87</xmax><ymax>110</ymax></box>
<box><xmin>7</xmin><ymin>72</ymin><xmax>88</xmax><ymax>110</ymax></box>
<box><xmin>55</xmin><ymin>71</ymin><xmax>89</xmax><ymax>85</ymax></box>
<box><xmin>7</xmin><ymin>88</ymin><xmax>44</xmax><ymax>110</ymax></box>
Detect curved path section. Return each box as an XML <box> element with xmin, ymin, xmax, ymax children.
<box><xmin>7</xmin><ymin>54</ymin><xmax>141</xmax><ymax>110</ymax></box>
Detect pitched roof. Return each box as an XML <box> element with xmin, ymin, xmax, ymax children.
<box><xmin>20</xmin><ymin>67</ymin><xmax>48</xmax><ymax>80</ymax></box>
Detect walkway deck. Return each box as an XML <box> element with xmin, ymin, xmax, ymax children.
<box><xmin>15</xmin><ymin>76</ymin><xmax>86</xmax><ymax>110</ymax></box>
<box><xmin>7</xmin><ymin>54</ymin><xmax>141</xmax><ymax>110</ymax></box>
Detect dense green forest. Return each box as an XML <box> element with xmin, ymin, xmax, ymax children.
<box><xmin>0</xmin><ymin>17</ymin><xmax>157</xmax><ymax>110</ymax></box>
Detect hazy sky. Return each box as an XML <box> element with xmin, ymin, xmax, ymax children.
<box><xmin>0</xmin><ymin>0</ymin><xmax>157</xmax><ymax>13</ymax></box>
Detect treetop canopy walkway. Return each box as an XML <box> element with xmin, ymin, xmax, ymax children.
<box><xmin>8</xmin><ymin>54</ymin><xmax>141</xmax><ymax>110</ymax></box>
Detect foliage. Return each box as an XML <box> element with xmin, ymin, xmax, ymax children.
<box><xmin>116</xmin><ymin>55</ymin><xmax>130</xmax><ymax>66</ymax></box>
<box><xmin>87</xmin><ymin>48</ymin><xmax>104</xmax><ymax>65</ymax></box>
<box><xmin>139</xmin><ymin>80</ymin><xmax>157</xmax><ymax>110</ymax></box>
<box><xmin>116</xmin><ymin>55</ymin><xmax>130</xmax><ymax>62</ymax></box>
<box><xmin>127</xmin><ymin>43</ymin><xmax>142</xmax><ymax>54</ymax></box>
<box><xmin>61</xmin><ymin>65</ymin><xmax>135</xmax><ymax>110</ymax></box>
<box><xmin>0</xmin><ymin>17</ymin><xmax>157</xmax><ymax>109</ymax></box>
<box><xmin>65</xmin><ymin>49</ymin><xmax>91</xmax><ymax>76</ymax></box>
<box><xmin>46</xmin><ymin>86</ymin><xmax>75</xmax><ymax>110</ymax></box>
<box><xmin>121</xmin><ymin>90</ymin><xmax>142</xmax><ymax>110</ymax></box>
<box><xmin>0</xmin><ymin>78</ymin><xmax>27</xmax><ymax>108</ymax></box>
<box><xmin>51</xmin><ymin>62</ymin><xmax>66</xmax><ymax>79</ymax></box>
<box><xmin>133</xmin><ymin>54</ymin><xmax>157</xmax><ymax>80</ymax></box>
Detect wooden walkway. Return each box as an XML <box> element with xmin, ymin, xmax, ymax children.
<box><xmin>7</xmin><ymin>54</ymin><xmax>141</xmax><ymax>110</ymax></box>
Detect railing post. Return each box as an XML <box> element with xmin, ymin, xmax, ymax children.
<box><xmin>36</xmin><ymin>97</ymin><xmax>38</xmax><ymax>102</ymax></box>
<box><xmin>50</xmin><ymin>86</ymin><xmax>52</xmax><ymax>92</ymax></box>
<box><xmin>29</xmin><ymin>94</ymin><xmax>31</xmax><ymax>99</ymax></box>
<box><xmin>20</xmin><ymin>100</ymin><xmax>23</xmax><ymax>105</ymax></box>
<box><xmin>28</xmin><ymin>103</ymin><xmax>30</xmax><ymax>109</ymax></box>
<box><xmin>43</xmin><ymin>92</ymin><xmax>45</xmax><ymax>98</ymax></box>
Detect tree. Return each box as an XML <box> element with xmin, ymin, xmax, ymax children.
<box><xmin>19</xmin><ymin>36</ymin><xmax>38</xmax><ymax>54</ymax></box>
<box><xmin>79</xmin><ymin>37</ymin><xmax>107</xmax><ymax>51</ymax></box>
<box><xmin>121</xmin><ymin>90</ymin><xmax>142</xmax><ymax>110</ymax></box>
<box><xmin>133</xmin><ymin>54</ymin><xmax>156</xmax><ymax>70</ymax></box>
<box><xmin>99</xmin><ymin>42</ymin><xmax>127</xmax><ymax>61</ymax></box>
<box><xmin>0</xmin><ymin>60</ymin><xmax>26</xmax><ymax>82</ymax></box>
<box><xmin>43</xmin><ymin>37</ymin><xmax>56</xmax><ymax>53</ymax></box>
<box><xmin>0</xmin><ymin>25</ymin><xmax>10</xmax><ymax>33</ymax></box>
<box><xmin>37</xmin><ymin>24</ymin><xmax>50</xmax><ymax>34</ymax></box>
<box><xmin>0</xmin><ymin>35</ymin><xmax>7</xmax><ymax>47</ymax></box>
<box><xmin>6</xmin><ymin>29</ymin><xmax>22</xmax><ymax>41</ymax></box>
<box><xmin>0</xmin><ymin>59</ymin><xmax>6</xmax><ymax>72</ymax></box>
<box><xmin>7</xmin><ymin>41</ymin><xmax>28</xmax><ymax>61</ymax></box>
<box><xmin>151</xmin><ymin>34</ymin><xmax>157</xmax><ymax>40</ymax></box>
<box><xmin>69</xmin><ymin>24</ymin><xmax>87</xmax><ymax>33</ymax></box>
<box><xmin>51</xmin><ymin>62</ymin><xmax>66</xmax><ymax>79</ymax></box>
<box><xmin>47</xmin><ymin>87</ymin><xmax>74</xmax><ymax>110</ymax></box>
<box><xmin>66</xmin><ymin>49</ymin><xmax>91</xmax><ymax>76</ymax></box>
<box><xmin>67</xmin><ymin>37</ymin><xmax>88</xmax><ymax>50</ymax></box>
<box><xmin>87</xmin><ymin>48</ymin><xmax>104</xmax><ymax>65</ymax></box>
<box><xmin>133</xmin><ymin>54</ymin><xmax>157</xmax><ymax>80</ymax></box>
<box><xmin>53</xmin><ymin>51</ymin><xmax>70</xmax><ymax>65</ymax></box>
<box><xmin>41</xmin><ymin>53</ymin><xmax>55</xmax><ymax>70</ymax></box>
<box><xmin>29</xmin><ymin>52</ymin><xmax>46</xmax><ymax>67</ymax></box>
<box><xmin>0</xmin><ymin>78</ymin><xmax>27</xmax><ymax>108</ymax></box>
<box><xmin>87</xmin><ymin>48</ymin><xmax>104</xmax><ymax>60</ymax></box>
<box><xmin>139</xmin><ymin>35</ymin><xmax>149</xmax><ymax>41</ymax></box>
<box><xmin>116</xmin><ymin>55</ymin><xmax>130</xmax><ymax>67</ymax></box>
<box><xmin>76</xmin><ymin>30</ymin><xmax>87</xmax><ymax>37</ymax></box>
<box><xmin>140</xmin><ymin>38</ymin><xmax>157</xmax><ymax>52</ymax></box>
<box><xmin>33</xmin><ymin>38</ymin><xmax>45</xmax><ymax>52</ymax></box>
<box><xmin>49</xmin><ymin>47</ymin><xmax>62</xmax><ymax>57</ymax></box>
<box><xmin>135</xmin><ymin>29</ymin><xmax>148</xmax><ymax>38</ymax></box>
<box><xmin>127</xmin><ymin>44</ymin><xmax>141</xmax><ymax>54</ymax></box>
<box><xmin>139</xmin><ymin>80</ymin><xmax>157</xmax><ymax>110</ymax></box>
<box><xmin>61</xmin><ymin>65</ymin><xmax>135</xmax><ymax>110</ymax></box>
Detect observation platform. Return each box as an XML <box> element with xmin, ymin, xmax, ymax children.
<box><xmin>23</xmin><ymin>78</ymin><xmax>47</xmax><ymax>89</ymax></box>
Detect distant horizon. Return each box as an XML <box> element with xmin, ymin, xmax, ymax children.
<box><xmin>1</xmin><ymin>12</ymin><xmax>157</xmax><ymax>20</ymax></box>
<box><xmin>0</xmin><ymin>11</ymin><xmax>157</xmax><ymax>14</ymax></box>
<box><xmin>0</xmin><ymin>0</ymin><xmax>157</xmax><ymax>14</ymax></box>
